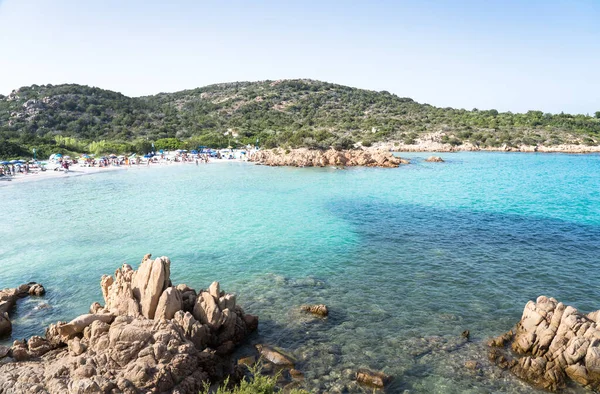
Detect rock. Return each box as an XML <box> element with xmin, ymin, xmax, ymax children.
<box><xmin>89</xmin><ymin>302</ymin><xmax>103</xmax><ymax>314</ymax></box>
<box><xmin>208</xmin><ymin>281</ymin><xmax>220</xmax><ymax>300</ymax></box>
<box><xmin>256</xmin><ymin>344</ymin><xmax>296</xmax><ymax>366</ymax></box>
<box><xmin>0</xmin><ymin>283</ymin><xmax>45</xmax><ymax>337</ymax></box>
<box><xmin>0</xmin><ymin>312</ymin><xmax>11</xmax><ymax>338</ymax></box>
<box><xmin>300</xmin><ymin>304</ymin><xmax>329</xmax><ymax>317</ymax></box>
<box><xmin>28</xmin><ymin>283</ymin><xmax>45</xmax><ymax>296</ymax></box>
<box><xmin>289</xmin><ymin>368</ymin><xmax>304</xmax><ymax>379</ymax></box>
<box><xmin>249</xmin><ymin>148</ymin><xmax>406</xmax><ymax>168</ymax></box>
<box><xmin>50</xmin><ymin>313</ymin><xmax>115</xmax><ymax>343</ymax></box>
<box><xmin>193</xmin><ymin>291</ymin><xmax>222</xmax><ymax>328</ymax></box>
<box><xmin>10</xmin><ymin>340</ymin><xmax>30</xmax><ymax>361</ymax></box>
<box><xmin>237</xmin><ymin>355</ymin><xmax>256</xmax><ymax>367</ymax></box>
<box><xmin>465</xmin><ymin>360</ymin><xmax>479</xmax><ymax>370</ymax></box>
<box><xmin>101</xmin><ymin>264</ymin><xmax>141</xmax><ymax>317</ymax></box>
<box><xmin>131</xmin><ymin>255</ymin><xmax>171</xmax><ymax>319</ymax></box>
<box><xmin>461</xmin><ymin>330</ymin><xmax>470</xmax><ymax>340</ymax></box>
<box><xmin>244</xmin><ymin>314</ymin><xmax>259</xmax><ymax>332</ymax></box>
<box><xmin>0</xmin><ymin>255</ymin><xmax>258</xmax><ymax>393</ymax></box>
<box><xmin>0</xmin><ymin>345</ymin><xmax>9</xmax><ymax>358</ymax></box>
<box><xmin>355</xmin><ymin>368</ymin><xmax>391</xmax><ymax>388</ymax></box>
<box><xmin>425</xmin><ymin>156</ymin><xmax>444</xmax><ymax>162</ymax></box>
<box><xmin>68</xmin><ymin>337</ymin><xmax>87</xmax><ymax>356</ymax></box>
<box><xmin>489</xmin><ymin>296</ymin><xmax>600</xmax><ymax>391</ymax></box>
<box><xmin>154</xmin><ymin>287</ymin><xmax>183</xmax><ymax>320</ymax></box>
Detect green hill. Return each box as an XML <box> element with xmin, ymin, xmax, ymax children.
<box><xmin>1</xmin><ymin>79</ymin><xmax>599</xmax><ymax>158</ymax></box>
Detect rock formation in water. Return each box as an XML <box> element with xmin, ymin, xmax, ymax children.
<box><xmin>425</xmin><ymin>156</ymin><xmax>444</xmax><ymax>162</ymax></box>
<box><xmin>300</xmin><ymin>304</ymin><xmax>329</xmax><ymax>317</ymax></box>
<box><xmin>489</xmin><ymin>296</ymin><xmax>600</xmax><ymax>391</ymax></box>
<box><xmin>0</xmin><ymin>282</ymin><xmax>45</xmax><ymax>338</ymax></box>
<box><xmin>249</xmin><ymin>148</ymin><xmax>409</xmax><ymax>168</ymax></box>
<box><xmin>0</xmin><ymin>254</ymin><xmax>258</xmax><ymax>394</ymax></box>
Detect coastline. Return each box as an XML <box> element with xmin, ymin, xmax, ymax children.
<box><xmin>375</xmin><ymin>141</ymin><xmax>600</xmax><ymax>154</ymax></box>
<box><xmin>0</xmin><ymin>158</ymin><xmax>247</xmax><ymax>186</ymax></box>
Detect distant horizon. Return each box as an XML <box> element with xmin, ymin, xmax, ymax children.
<box><xmin>0</xmin><ymin>0</ymin><xmax>598</xmax><ymax>115</ymax></box>
<box><xmin>3</xmin><ymin>78</ymin><xmax>598</xmax><ymax>117</ymax></box>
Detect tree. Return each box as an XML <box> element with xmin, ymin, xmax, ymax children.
<box><xmin>595</xmin><ymin>111</ymin><xmax>600</xmax><ymax>119</ymax></box>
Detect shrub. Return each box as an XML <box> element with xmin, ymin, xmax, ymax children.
<box><xmin>202</xmin><ymin>364</ymin><xmax>309</xmax><ymax>394</ymax></box>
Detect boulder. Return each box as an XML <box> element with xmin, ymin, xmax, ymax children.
<box><xmin>0</xmin><ymin>345</ymin><xmax>9</xmax><ymax>359</ymax></box>
<box><xmin>300</xmin><ymin>304</ymin><xmax>329</xmax><ymax>317</ymax></box>
<box><xmin>131</xmin><ymin>255</ymin><xmax>171</xmax><ymax>319</ymax></box>
<box><xmin>0</xmin><ymin>312</ymin><xmax>11</xmax><ymax>338</ymax></box>
<box><xmin>425</xmin><ymin>156</ymin><xmax>444</xmax><ymax>162</ymax></box>
<box><xmin>155</xmin><ymin>287</ymin><xmax>183</xmax><ymax>320</ymax></box>
<box><xmin>489</xmin><ymin>296</ymin><xmax>600</xmax><ymax>391</ymax></box>
<box><xmin>192</xmin><ymin>291</ymin><xmax>222</xmax><ymax>328</ymax></box>
<box><xmin>256</xmin><ymin>344</ymin><xmax>295</xmax><ymax>366</ymax></box>
<box><xmin>29</xmin><ymin>283</ymin><xmax>45</xmax><ymax>296</ymax></box>
<box><xmin>356</xmin><ymin>368</ymin><xmax>391</xmax><ymax>388</ymax></box>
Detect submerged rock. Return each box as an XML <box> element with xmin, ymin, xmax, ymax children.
<box><xmin>256</xmin><ymin>344</ymin><xmax>296</xmax><ymax>366</ymax></box>
<box><xmin>301</xmin><ymin>304</ymin><xmax>329</xmax><ymax>317</ymax></box>
<box><xmin>489</xmin><ymin>296</ymin><xmax>600</xmax><ymax>391</ymax></box>
<box><xmin>0</xmin><ymin>254</ymin><xmax>258</xmax><ymax>394</ymax></box>
<box><xmin>355</xmin><ymin>368</ymin><xmax>391</xmax><ymax>388</ymax></box>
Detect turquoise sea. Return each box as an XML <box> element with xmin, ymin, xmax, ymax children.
<box><xmin>1</xmin><ymin>152</ymin><xmax>600</xmax><ymax>393</ymax></box>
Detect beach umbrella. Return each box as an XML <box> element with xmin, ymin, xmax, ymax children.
<box><xmin>0</xmin><ymin>161</ymin><xmax>8</xmax><ymax>165</ymax></box>
<box><xmin>64</xmin><ymin>156</ymin><xmax>71</xmax><ymax>159</ymax></box>
<box><xmin>191</xmin><ymin>150</ymin><xmax>198</xmax><ymax>154</ymax></box>
<box><xmin>159</xmin><ymin>149</ymin><xmax>164</xmax><ymax>154</ymax></box>
<box><xmin>9</xmin><ymin>160</ymin><xmax>18</xmax><ymax>164</ymax></box>
<box><xmin>54</xmin><ymin>153</ymin><xmax>63</xmax><ymax>158</ymax></box>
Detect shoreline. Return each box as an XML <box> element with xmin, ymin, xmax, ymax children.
<box><xmin>375</xmin><ymin>141</ymin><xmax>600</xmax><ymax>154</ymax></box>
<box><xmin>0</xmin><ymin>158</ymin><xmax>247</xmax><ymax>186</ymax></box>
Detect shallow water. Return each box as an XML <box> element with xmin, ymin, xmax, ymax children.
<box><xmin>1</xmin><ymin>152</ymin><xmax>599</xmax><ymax>393</ymax></box>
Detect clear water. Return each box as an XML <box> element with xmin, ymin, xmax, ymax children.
<box><xmin>1</xmin><ymin>152</ymin><xmax>599</xmax><ymax>393</ymax></box>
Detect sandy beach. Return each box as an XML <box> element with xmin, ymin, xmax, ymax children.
<box><xmin>0</xmin><ymin>158</ymin><xmax>246</xmax><ymax>186</ymax></box>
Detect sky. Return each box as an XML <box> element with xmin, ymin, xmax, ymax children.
<box><xmin>0</xmin><ymin>0</ymin><xmax>598</xmax><ymax>114</ymax></box>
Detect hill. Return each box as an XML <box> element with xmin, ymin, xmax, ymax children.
<box><xmin>1</xmin><ymin>79</ymin><xmax>599</xmax><ymax>158</ymax></box>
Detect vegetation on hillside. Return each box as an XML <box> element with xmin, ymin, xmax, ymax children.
<box><xmin>1</xmin><ymin>79</ymin><xmax>599</xmax><ymax>158</ymax></box>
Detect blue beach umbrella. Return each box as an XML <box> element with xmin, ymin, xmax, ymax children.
<box><xmin>54</xmin><ymin>153</ymin><xmax>63</xmax><ymax>158</ymax></box>
<box><xmin>191</xmin><ymin>150</ymin><xmax>198</xmax><ymax>154</ymax></box>
<box><xmin>0</xmin><ymin>161</ymin><xmax>8</xmax><ymax>165</ymax></box>
<box><xmin>9</xmin><ymin>160</ymin><xmax>19</xmax><ymax>164</ymax></box>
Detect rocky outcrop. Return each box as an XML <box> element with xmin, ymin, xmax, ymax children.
<box><xmin>249</xmin><ymin>148</ymin><xmax>408</xmax><ymax>168</ymax></box>
<box><xmin>425</xmin><ymin>156</ymin><xmax>444</xmax><ymax>162</ymax></box>
<box><xmin>0</xmin><ymin>254</ymin><xmax>258</xmax><ymax>394</ymax></box>
<box><xmin>489</xmin><ymin>296</ymin><xmax>600</xmax><ymax>391</ymax></box>
<box><xmin>0</xmin><ymin>282</ymin><xmax>45</xmax><ymax>338</ymax></box>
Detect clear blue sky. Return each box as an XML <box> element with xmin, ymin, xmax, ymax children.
<box><xmin>0</xmin><ymin>0</ymin><xmax>598</xmax><ymax>114</ymax></box>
